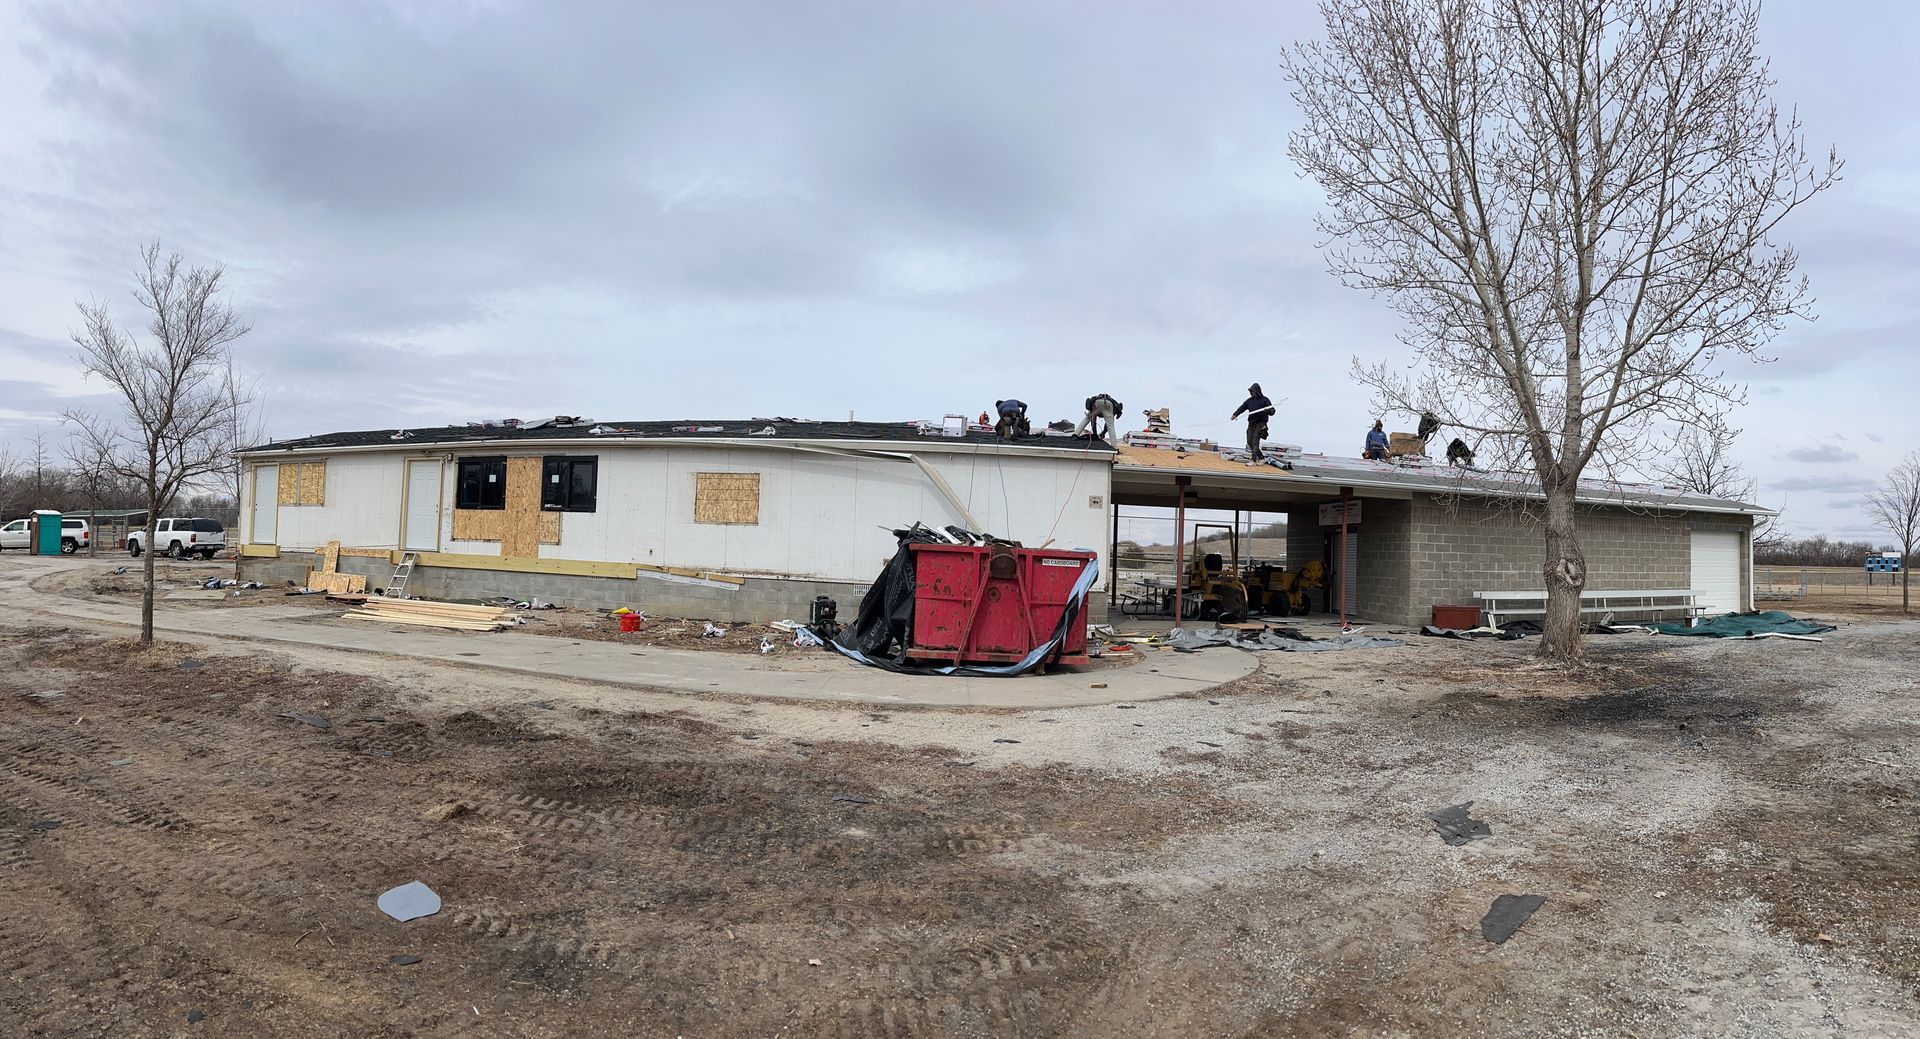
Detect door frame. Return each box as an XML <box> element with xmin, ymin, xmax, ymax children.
<box><xmin>399</xmin><ymin>458</ymin><xmax>444</xmax><ymax>552</ymax></box>
<box><xmin>250</xmin><ymin>464</ymin><xmax>279</xmax><ymax>545</ymax></box>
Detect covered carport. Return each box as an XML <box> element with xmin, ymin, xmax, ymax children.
<box><xmin>1107</xmin><ymin>445</ymin><xmax>1408</xmax><ymax>626</ymax></box>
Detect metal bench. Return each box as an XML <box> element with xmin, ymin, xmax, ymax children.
<box><xmin>1474</xmin><ymin>589</ymin><xmax>1705</xmax><ymax>628</ymax></box>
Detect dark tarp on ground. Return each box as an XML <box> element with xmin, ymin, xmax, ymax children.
<box><xmin>1420</xmin><ymin>620</ymin><xmax>1543</xmax><ymax>641</ymax></box>
<box><xmin>828</xmin><ymin>526</ymin><xmax>1101</xmax><ymax>677</ymax></box>
<box><xmin>1649</xmin><ymin>610</ymin><xmax>1837</xmax><ymax>639</ymax></box>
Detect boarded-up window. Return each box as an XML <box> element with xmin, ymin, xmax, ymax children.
<box><xmin>694</xmin><ymin>473</ymin><xmax>760</xmax><ymax>525</ymax></box>
<box><xmin>275</xmin><ymin>461</ymin><xmax>327</xmax><ymax>506</ymax></box>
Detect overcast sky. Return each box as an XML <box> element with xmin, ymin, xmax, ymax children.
<box><xmin>2</xmin><ymin>0</ymin><xmax>1914</xmax><ymax>542</ymax></box>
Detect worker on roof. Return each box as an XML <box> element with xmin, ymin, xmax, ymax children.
<box><xmin>993</xmin><ymin>399</ymin><xmax>1030</xmax><ymax>439</ymax></box>
<box><xmin>1230</xmin><ymin>384</ymin><xmax>1274</xmax><ymax>459</ymax></box>
<box><xmin>1364</xmin><ymin>419</ymin><xmax>1389</xmax><ymax>460</ymax></box>
<box><xmin>1077</xmin><ymin>393</ymin><xmax>1123</xmax><ymax>444</ymax></box>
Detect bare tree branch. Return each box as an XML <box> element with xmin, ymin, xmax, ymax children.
<box><xmin>1865</xmin><ymin>453</ymin><xmax>1920</xmax><ymax>614</ymax></box>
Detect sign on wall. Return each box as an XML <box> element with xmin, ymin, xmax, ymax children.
<box><xmin>1318</xmin><ymin>500</ymin><xmax>1363</xmax><ymax>526</ymax></box>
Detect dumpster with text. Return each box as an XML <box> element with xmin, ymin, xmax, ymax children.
<box><xmin>906</xmin><ymin>543</ymin><xmax>1096</xmax><ymax>666</ymax></box>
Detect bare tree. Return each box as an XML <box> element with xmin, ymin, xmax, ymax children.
<box><xmin>1283</xmin><ymin>0</ymin><xmax>1838</xmax><ymax>659</ymax></box>
<box><xmin>1655</xmin><ymin>424</ymin><xmax>1787</xmax><ymax>552</ymax></box>
<box><xmin>64</xmin><ymin>243</ymin><xmax>252</xmax><ymax>645</ymax></box>
<box><xmin>1865</xmin><ymin>453</ymin><xmax>1920</xmax><ymax>614</ymax></box>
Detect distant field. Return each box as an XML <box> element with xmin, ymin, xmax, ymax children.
<box><xmin>1756</xmin><ymin>565</ymin><xmax>1911</xmax><ymax>601</ymax></box>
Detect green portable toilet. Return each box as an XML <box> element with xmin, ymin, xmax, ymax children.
<box><xmin>30</xmin><ymin>510</ymin><xmax>61</xmax><ymax>555</ymax></box>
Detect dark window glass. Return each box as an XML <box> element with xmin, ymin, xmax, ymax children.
<box><xmin>541</xmin><ymin>456</ymin><xmax>597</xmax><ymax>513</ymax></box>
<box><xmin>457</xmin><ymin>457</ymin><xmax>507</xmax><ymax>510</ymax></box>
<box><xmin>189</xmin><ymin>518</ymin><xmax>224</xmax><ymax>533</ymax></box>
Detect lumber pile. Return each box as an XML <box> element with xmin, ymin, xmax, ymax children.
<box><xmin>344</xmin><ymin>597</ymin><xmax>516</xmax><ymax>632</ymax></box>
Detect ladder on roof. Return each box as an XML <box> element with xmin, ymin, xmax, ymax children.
<box><xmin>384</xmin><ymin>552</ymin><xmax>418</xmax><ymax>599</ymax></box>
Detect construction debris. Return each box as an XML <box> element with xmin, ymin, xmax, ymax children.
<box><xmin>1480</xmin><ymin>894</ymin><xmax>1546</xmax><ymax>944</ymax></box>
<box><xmin>377</xmin><ymin>881</ymin><xmax>442</xmax><ymax>922</ymax></box>
<box><xmin>1426</xmin><ymin>802</ymin><xmax>1493</xmax><ymax>846</ymax></box>
<box><xmin>345</xmin><ymin>598</ymin><xmax>518</xmax><ymax>631</ymax></box>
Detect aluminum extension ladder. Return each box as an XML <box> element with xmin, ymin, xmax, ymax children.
<box><xmin>384</xmin><ymin>552</ymin><xmax>418</xmax><ymax>599</ymax></box>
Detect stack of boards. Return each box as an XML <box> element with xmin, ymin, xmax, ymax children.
<box><xmin>343</xmin><ymin>597</ymin><xmax>516</xmax><ymax>632</ymax></box>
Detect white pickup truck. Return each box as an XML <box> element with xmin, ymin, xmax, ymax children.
<box><xmin>128</xmin><ymin>518</ymin><xmax>227</xmax><ymax>559</ymax></box>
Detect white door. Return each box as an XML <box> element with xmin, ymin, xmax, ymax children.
<box><xmin>251</xmin><ymin>465</ymin><xmax>278</xmax><ymax>545</ymax></box>
<box><xmin>403</xmin><ymin>460</ymin><xmax>441</xmax><ymax>551</ymax></box>
<box><xmin>1691</xmin><ymin>529</ymin><xmax>1742</xmax><ymax>616</ymax></box>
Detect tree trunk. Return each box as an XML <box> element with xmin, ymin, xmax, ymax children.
<box><xmin>1540</xmin><ymin>488</ymin><xmax>1586</xmax><ymax>661</ymax></box>
<box><xmin>1904</xmin><ymin>565</ymin><xmax>1910</xmax><ymax>614</ymax></box>
<box><xmin>140</xmin><ymin>513</ymin><xmax>158</xmax><ymax>647</ymax></box>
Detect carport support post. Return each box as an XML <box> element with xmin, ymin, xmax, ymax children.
<box><xmin>1339</xmin><ymin>487</ymin><xmax>1352</xmax><ymax>631</ymax></box>
<box><xmin>1173</xmin><ymin>476</ymin><xmax>1190</xmax><ymax>625</ymax></box>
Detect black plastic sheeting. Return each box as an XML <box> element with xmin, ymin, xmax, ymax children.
<box><xmin>1426</xmin><ymin>801</ymin><xmax>1493</xmax><ymax>846</ymax></box>
<box><xmin>1480</xmin><ymin>894</ymin><xmax>1547</xmax><ymax>944</ymax></box>
<box><xmin>1420</xmin><ymin>620</ymin><xmax>1542</xmax><ymax>641</ymax></box>
<box><xmin>828</xmin><ymin>526</ymin><xmax>1100</xmax><ymax>678</ymax></box>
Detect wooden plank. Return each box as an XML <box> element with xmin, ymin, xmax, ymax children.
<box><xmin>307</xmin><ymin>570</ymin><xmax>367</xmax><ymax>594</ymax></box>
<box><xmin>363</xmin><ymin>604</ymin><xmax>508</xmax><ymax>620</ymax></box>
<box><xmin>277</xmin><ymin>467</ymin><xmax>300</xmax><ymax>505</ymax></box>
<box><xmin>339</xmin><ymin>547</ymin><xmax>395</xmax><ymax>560</ymax></box>
<box><xmin>452</xmin><ymin>508</ymin><xmax>503</xmax><ymax>542</ymax></box>
<box><xmin>694</xmin><ymin>472</ymin><xmax>761</xmax><ymax>525</ymax></box>
<box><xmin>239</xmin><ymin>544</ymin><xmax>279</xmax><ymax>558</ymax></box>
<box><xmin>360</xmin><ymin>598</ymin><xmax>509</xmax><ymax>616</ymax></box>
<box><xmin>344</xmin><ymin>612</ymin><xmax>505</xmax><ymax>631</ymax></box>
<box><xmin>317</xmin><ymin>540</ymin><xmax>341</xmax><ymax>573</ymax></box>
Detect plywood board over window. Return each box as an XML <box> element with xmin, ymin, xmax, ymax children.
<box><xmin>275</xmin><ymin>461</ymin><xmax>328</xmax><ymax>506</ymax></box>
<box><xmin>694</xmin><ymin>472</ymin><xmax>761</xmax><ymax>525</ymax></box>
<box><xmin>454</xmin><ymin>457</ymin><xmax>561</xmax><ymax>551</ymax></box>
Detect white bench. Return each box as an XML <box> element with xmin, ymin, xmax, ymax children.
<box><xmin>1474</xmin><ymin>589</ymin><xmax>1705</xmax><ymax>628</ymax></box>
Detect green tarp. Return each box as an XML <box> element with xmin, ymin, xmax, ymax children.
<box><xmin>1649</xmin><ymin>610</ymin><xmax>1836</xmax><ymax>639</ymax></box>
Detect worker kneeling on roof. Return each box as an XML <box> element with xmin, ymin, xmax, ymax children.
<box><xmin>1364</xmin><ymin>420</ymin><xmax>1389</xmax><ymax>460</ymax></box>
<box><xmin>1230</xmin><ymin>384</ymin><xmax>1274</xmax><ymax>460</ymax></box>
<box><xmin>994</xmin><ymin>399</ymin><xmax>1030</xmax><ymax>439</ymax></box>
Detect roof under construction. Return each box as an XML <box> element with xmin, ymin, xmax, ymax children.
<box><xmin>1111</xmin><ymin>443</ymin><xmax>1769</xmax><ymax>516</ymax></box>
<box><xmin>242</xmin><ymin>418</ymin><xmax>1117</xmax><ymax>455</ymax></box>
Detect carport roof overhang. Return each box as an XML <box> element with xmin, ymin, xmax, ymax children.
<box><xmin>1112</xmin><ymin>447</ymin><xmax>1773</xmax><ymax>516</ymax></box>
<box><xmin>1112</xmin><ymin>464</ymin><xmax>1405</xmax><ymax>510</ymax></box>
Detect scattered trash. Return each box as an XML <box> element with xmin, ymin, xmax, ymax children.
<box><xmin>364</xmin><ymin>715</ymin><xmax>386</xmax><ymax>723</ymax></box>
<box><xmin>178</xmin><ymin>659</ymin><xmax>203</xmax><ymax>670</ymax></box>
<box><xmin>1815</xmin><ymin>933</ymin><xmax>1838</xmax><ymax>944</ymax></box>
<box><xmin>992</xmin><ymin>738</ymin><xmax>1021</xmax><ymax>744</ymax></box>
<box><xmin>30</xmin><ymin>820</ymin><xmax>61</xmax><ymax>830</ymax></box>
<box><xmin>391</xmin><ymin>954</ymin><xmax>425</xmax><ymax>966</ymax></box>
<box><xmin>377</xmin><ymin>881</ymin><xmax>442</xmax><ymax>922</ymax></box>
<box><xmin>278</xmin><ymin>711</ymin><xmax>333</xmax><ymax>731</ymax></box>
<box><xmin>1165</xmin><ymin>628</ymin><xmax>1405</xmax><ymax>653</ymax></box>
<box><xmin>701</xmin><ymin>622</ymin><xmax>729</xmax><ymax>638</ymax></box>
<box><xmin>1197</xmin><ymin>741</ymin><xmax>1223</xmax><ymax>748</ymax></box>
<box><xmin>422</xmin><ymin>801</ymin><xmax>473</xmax><ymax>822</ymax></box>
<box><xmin>793</xmin><ymin>627</ymin><xmax>826</xmax><ymax>648</ymax></box>
<box><xmin>29</xmin><ymin>690</ymin><xmax>64</xmax><ymax>699</ymax></box>
<box><xmin>1207</xmin><ymin>699</ymin><xmax>1221</xmax><ymax>706</ymax></box>
<box><xmin>1089</xmin><ymin>682</ymin><xmax>1107</xmax><ymax>689</ymax></box>
<box><xmin>107</xmin><ymin>758</ymin><xmax>133</xmax><ymax>767</ymax></box>
<box><xmin>808</xmin><ymin>958</ymin><xmax>823</xmax><ymax>967</ymax></box>
<box><xmin>111</xmin><ymin>565</ymin><xmax>129</xmax><ymax>575</ymax></box>
<box><xmin>1480</xmin><ymin>894</ymin><xmax>1546</xmax><ymax>944</ymax></box>
<box><xmin>759</xmin><ymin>638</ymin><xmax>775</xmax><ymax>654</ymax></box>
<box><xmin>1115</xmin><ymin>704</ymin><xmax>1136</xmax><ymax>710</ymax></box>
<box><xmin>831</xmin><ymin>795</ymin><xmax>872</xmax><ymax>805</ymax></box>
<box><xmin>187</xmin><ymin>1009</ymin><xmax>204</xmax><ymax>1024</ymax></box>
<box><xmin>1426</xmin><ymin>802</ymin><xmax>1493</xmax><ymax>846</ymax></box>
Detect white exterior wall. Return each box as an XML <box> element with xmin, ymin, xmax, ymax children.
<box><xmin>241</xmin><ymin>442</ymin><xmax>1114</xmax><ymax>585</ymax></box>
<box><xmin>277</xmin><ymin>454</ymin><xmax>410</xmax><ymax>548</ymax></box>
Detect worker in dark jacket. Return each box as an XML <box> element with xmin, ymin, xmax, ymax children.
<box><xmin>1364</xmin><ymin>420</ymin><xmax>1389</xmax><ymax>460</ymax></box>
<box><xmin>1231</xmin><ymin>384</ymin><xmax>1274</xmax><ymax>459</ymax></box>
<box><xmin>994</xmin><ymin>399</ymin><xmax>1030</xmax><ymax>439</ymax></box>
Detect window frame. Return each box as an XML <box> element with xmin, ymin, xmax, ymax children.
<box><xmin>541</xmin><ymin>455</ymin><xmax>598</xmax><ymax>513</ymax></box>
<box><xmin>455</xmin><ymin>456</ymin><xmax>509</xmax><ymax>511</ymax></box>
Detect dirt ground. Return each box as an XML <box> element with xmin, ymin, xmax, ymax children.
<box><xmin>3</xmin><ymin>600</ymin><xmax>1918</xmax><ymax>1037</ymax></box>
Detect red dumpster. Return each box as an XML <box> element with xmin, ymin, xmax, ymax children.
<box><xmin>906</xmin><ymin>543</ymin><xmax>1096</xmax><ymax>666</ymax></box>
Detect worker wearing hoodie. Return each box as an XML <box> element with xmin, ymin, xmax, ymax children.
<box><xmin>1231</xmin><ymin>384</ymin><xmax>1275</xmax><ymax>459</ymax></box>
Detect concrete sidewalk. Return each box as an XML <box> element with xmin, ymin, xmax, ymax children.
<box><xmin>1</xmin><ymin>557</ymin><xmax>1258</xmax><ymax>709</ymax></box>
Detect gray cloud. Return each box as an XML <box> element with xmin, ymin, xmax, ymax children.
<box><xmin>1772</xmin><ymin>474</ymin><xmax>1879</xmax><ymax>493</ymax></box>
<box><xmin>1780</xmin><ymin>443</ymin><xmax>1859</xmax><ymax>463</ymax></box>
<box><xmin>0</xmin><ymin>0</ymin><xmax>1915</xmax><ymax>543</ymax></box>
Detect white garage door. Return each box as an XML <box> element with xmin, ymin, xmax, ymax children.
<box><xmin>1690</xmin><ymin>530</ymin><xmax>1743</xmax><ymax>616</ymax></box>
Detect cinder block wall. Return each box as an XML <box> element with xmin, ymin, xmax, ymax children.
<box><xmin>1282</xmin><ymin>498</ymin><xmax>1410</xmax><ymax>619</ymax></box>
<box><xmin>242</xmin><ymin>554</ymin><xmax>1113</xmax><ymax>626</ymax></box>
<box><xmin>1404</xmin><ymin>496</ymin><xmax>1751</xmax><ymax>626</ymax></box>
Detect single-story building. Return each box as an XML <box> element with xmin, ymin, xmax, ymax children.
<box><xmin>1108</xmin><ymin>443</ymin><xmax>1767</xmax><ymax>627</ymax></box>
<box><xmin>235</xmin><ymin>419</ymin><xmax>1116</xmax><ymax>621</ymax></box>
<box><xmin>236</xmin><ymin>416</ymin><xmax>1768</xmax><ymax>628</ymax></box>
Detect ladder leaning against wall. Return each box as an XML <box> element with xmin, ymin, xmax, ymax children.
<box><xmin>384</xmin><ymin>552</ymin><xmax>418</xmax><ymax>598</ymax></box>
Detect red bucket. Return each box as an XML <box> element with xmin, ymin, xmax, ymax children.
<box><xmin>618</xmin><ymin>613</ymin><xmax>642</xmax><ymax>633</ymax></box>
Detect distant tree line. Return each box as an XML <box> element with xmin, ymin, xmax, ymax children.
<box><xmin>0</xmin><ymin>448</ymin><xmax>237</xmax><ymax>523</ymax></box>
<box><xmin>1754</xmin><ymin>534</ymin><xmax>1898</xmax><ymax>569</ymax></box>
